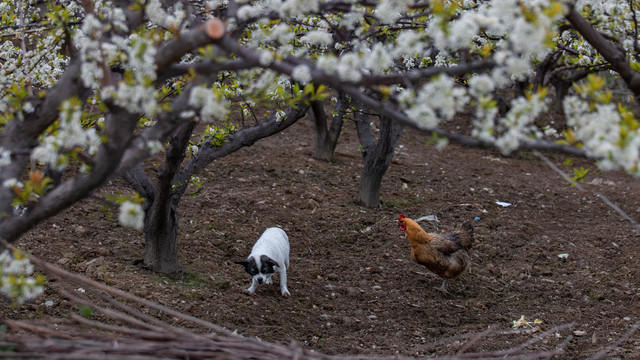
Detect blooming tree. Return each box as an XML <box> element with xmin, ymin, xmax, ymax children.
<box><xmin>0</xmin><ymin>0</ymin><xmax>638</xmax><ymax>273</ymax></box>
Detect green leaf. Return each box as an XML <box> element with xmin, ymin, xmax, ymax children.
<box><xmin>78</xmin><ymin>305</ymin><xmax>94</xmax><ymax>319</ymax></box>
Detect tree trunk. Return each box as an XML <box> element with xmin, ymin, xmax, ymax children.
<box><xmin>311</xmin><ymin>91</ymin><xmax>347</xmax><ymax>161</ymax></box>
<box><xmin>139</xmin><ymin>120</ymin><xmax>196</xmax><ymax>273</ymax></box>
<box><xmin>354</xmin><ymin>107</ymin><xmax>403</xmax><ymax>208</ymax></box>
<box><xmin>143</xmin><ymin>194</ymin><xmax>180</xmax><ymax>273</ymax></box>
<box><xmin>550</xmin><ymin>69</ymin><xmax>589</xmax><ymax>115</ymax></box>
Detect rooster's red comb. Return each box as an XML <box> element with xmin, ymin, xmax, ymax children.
<box><xmin>398</xmin><ymin>214</ymin><xmax>406</xmax><ymax>221</ymax></box>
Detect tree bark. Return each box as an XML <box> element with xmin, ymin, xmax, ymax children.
<box><xmin>354</xmin><ymin>106</ymin><xmax>403</xmax><ymax>208</ymax></box>
<box><xmin>143</xmin><ymin>196</ymin><xmax>180</xmax><ymax>273</ymax></box>
<box><xmin>143</xmin><ymin>120</ymin><xmax>196</xmax><ymax>273</ymax></box>
<box><xmin>311</xmin><ymin>91</ymin><xmax>347</xmax><ymax>161</ymax></box>
<box><xmin>550</xmin><ymin>69</ymin><xmax>590</xmax><ymax>114</ymax></box>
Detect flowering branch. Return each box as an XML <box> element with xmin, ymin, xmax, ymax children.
<box><xmin>565</xmin><ymin>6</ymin><xmax>640</xmax><ymax>98</ymax></box>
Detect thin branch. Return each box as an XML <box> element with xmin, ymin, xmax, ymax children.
<box><xmin>533</xmin><ymin>150</ymin><xmax>640</xmax><ymax>234</ymax></box>
<box><xmin>21</xmin><ymin>246</ymin><xmax>239</xmax><ymax>338</ymax></box>
<box><xmin>586</xmin><ymin>319</ymin><xmax>640</xmax><ymax>360</ymax></box>
<box><xmin>629</xmin><ymin>0</ymin><xmax>640</xmax><ymax>56</ymax></box>
<box><xmin>359</xmin><ymin>60</ymin><xmax>496</xmax><ymax>87</ymax></box>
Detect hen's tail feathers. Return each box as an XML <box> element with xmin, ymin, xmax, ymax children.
<box><xmin>460</xmin><ymin>221</ymin><xmax>474</xmax><ymax>250</ymax></box>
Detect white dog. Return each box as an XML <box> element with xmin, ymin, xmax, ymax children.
<box><xmin>235</xmin><ymin>227</ymin><xmax>290</xmax><ymax>296</ymax></box>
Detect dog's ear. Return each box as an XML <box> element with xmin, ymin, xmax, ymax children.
<box><xmin>261</xmin><ymin>255</ymin><xmax>279</xmax><ymax>268</ymax></box>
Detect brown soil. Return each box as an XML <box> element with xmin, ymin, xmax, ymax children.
<box><xmin>5</xmin><ymin>118</ymin><xmax>640</xmax><ymax>358</ymax></box>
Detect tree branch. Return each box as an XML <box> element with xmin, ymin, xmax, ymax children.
<box><xmin>565</xmin><ymin>6</ymin><xmax>640</xmax><ymax>98</ymax></box>
<box><xmin>174</xmin><ymin>103</ymin><xmax>310</xmax><ymax>191</ymax></box>
<box><xmin>360</xmin><ymin>60</ymin><xmax>496</xmax><ymax>87</ymax></box>
<box><xmin>0</xmin><ymin>106</ymin><xmax>138</xmax><ymax>241</ymax></box>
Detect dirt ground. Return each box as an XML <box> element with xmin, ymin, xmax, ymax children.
<box><xmin>4</xmin><ymin>116</ymin><xmax>640</xmax><ymax>358</ymax></box>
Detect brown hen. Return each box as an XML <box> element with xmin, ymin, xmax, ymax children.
<box><xmin>398</xmin><ymin>215</ymin><xmax>474</xmax><ymax>292</ymax></box>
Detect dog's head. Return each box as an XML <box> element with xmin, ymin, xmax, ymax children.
<box><xmin>235</xmin><ymin>255</ymin><xmax>279</xmax><ymax>284</ymax></box>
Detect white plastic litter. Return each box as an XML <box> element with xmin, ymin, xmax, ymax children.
<box><xmin>415</xmin><ymin>215</ymin><xmax>439</xmax><ymax>222</ymax></box>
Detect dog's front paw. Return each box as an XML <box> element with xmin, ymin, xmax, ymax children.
<box><xmin>281</xmin><ymin>289</ymin><xmax>290</xmax><ymax>297</ymax></box>
<box><xmin>244</xmin><ymin>288</ymin><xmax>256</xmax><ymax>295</ymax></box>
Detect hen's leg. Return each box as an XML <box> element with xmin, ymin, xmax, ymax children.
<box><xmin>435</xmin><ymin>279</ymin><xmax>449</xmax><ymax>293</ymax></box>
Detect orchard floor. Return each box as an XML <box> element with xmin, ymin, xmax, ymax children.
<box><xmin>6</xmin><ymin>117</ymin><xmax>640</xmax><ymax>358</ymax></box>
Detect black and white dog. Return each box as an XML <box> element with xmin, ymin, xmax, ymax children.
<box><xmin>235</xmin><ymin>227</ymin><xmax>290</xmax><ymax>296</ymax></box>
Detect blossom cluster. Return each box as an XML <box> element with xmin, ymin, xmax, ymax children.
<box><xmin>400</xmin><ymin>75</ymin><xmax>469</xmax><ymax>128</ymax></box>
<box><xmin>0</xmin><ymin>249</ymin><xmax>45</xmax><ymax>305</ymax></box>
<box><xmin>189</xmin><ymin>85</ymin><xmax>230</xmax><ymax>123</ymax></box>
<box><xmin>118</xmin><ymin>200</ymin><xmax>145</xmax><ymax>230</ymax></box>
<box><xmin>31</xmin><ymin>100</ymin><xmax>102</xmax><ymax>170</ymax></box>
<box><xmin>564</xmin><ymin>95</ymin><xmax>640</xmax><ymax>172</ymax></box>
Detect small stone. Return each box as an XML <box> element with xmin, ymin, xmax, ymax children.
<box><xmin>573</xmin><ymin>330</ymin><xmax>587</xmax><ymax>337</ymax></box>
<box><xmin>326</xmin><ymin>273</ymin><xmax>338</xmax><ymax>280</ymax></box>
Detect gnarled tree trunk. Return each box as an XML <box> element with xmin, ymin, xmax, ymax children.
<box><xmin>132</xmin><ymin>120</ymin><xmax>196</xmax><ymax>273</ymax></box>
<box><xmin>143</xmin><ymin>194</ymin><xmax>180</xmax><ymax>273</ymax></box>
<box><xmin>311</xmin><ymin>91</ymin><xmax>348</xmax><ymax>161</ymax></box>
<box><xmin>354</xmin><ymin>105</ymin><xmax>403</xmax><ymax>208</ymax></box>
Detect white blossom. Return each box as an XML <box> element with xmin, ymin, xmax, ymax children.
<box><xmin>301</xmin><ymin>30</ymin><xmax>333</xmax><ymax>46</ymax></box>
<box><xmin>237</xmin><ymin>5</ymin><xmax>257</xmax><ymax>21</ymax></box>
<box><xmin>3</xmin><ymin>178</ymin><xmax>22</xmax><ymax>189</ymax></box>
<box><xmin>280</xmin><ymin>0</ymin><xmax>319</xmax><ymax>18</ymax></box>
<box><xmin>0</xmin><ymin>148</ymin><xmax>11</xmax><ymax>167</ymax></box>
<box><xmin>189</xmin><ymin>144</ymin><xmax>199</xmax><ymax>156</ymax></box>
<box><xmin>146</xmin><ymin>140</ymin><xmax>165</xmax><ymax>155</ymax></box>
<box><xmin>496</xmin><ymin>93</ymin><xmax>549</xmax><ymax>154</ymax></box>
<box><xmin>180</xmin><ymin>110</ymin><xmax>196</xmax><ymax>119</ymax></box>
<box><xmin>31</xmin><ymin>100</ymin><xmax>102</xmax><ymax>170</ymax></box>
<box><xmin>375</xmin><ymin>0</ymin><xmax>408</xmax><ymax>24</ymax></box>
<box><xmin>147</xmin><ymin>0</ymin><xmax>187</xmax><ymax>31</ymax></box>
<box><xmin>189</xmin><ymin>86</ymin><xmax>230</xmax><ymax>123</ymax></box>
<box><xmin>469</xmin><ymin>74</ymin><xmax>496</xmax><ymax>98</ymax></box>
<box><xmin>336</xmin><ymin>52</ymin><xmax>363</xmax><ymax>82</ymax></box>
<box><xmin>118</xmin><ymin>201</ymin><xmax>144</xmax><ymax>230</ymax></box>
<box><xmin>365</xmin><ymin>44</ymin><xmax>393</xmax><ymax>74</ymax></box>
<box><xmin>275</xmin><ymin>109</ymin><xmax>286</xmax><ymax>123</ymax></box>
<box><xmin>564</xmin><ymin>95</ymin><xmax>640</xmax><ymax>172</ymax></box>
<box><xmin>291</xmin><ymin>65</ymin><xmax>312</xmax><ymax>85</ymax></box>
<box><xmin>403</xmin><ymin>75</ymin><xmax>469</xmax><ymax>128</ymax></box>
<box><xmin>259</xmin><ymin>50</ymin><xmax>275</xmax><ymax>66</ymax></box>
<box><xmin>447</xmin><ymin>13</ymin><xmax>480</xmax><ymax>50</ymax></box>
<box><xmin>22</xmin><ymin>102</ymin><xmax>34</xmax><ymax>113</ymax></box>
<box><xmin>0</xmin><ymin>250</ymin><xmax>44</xmax><ymax>305</ymax></box>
